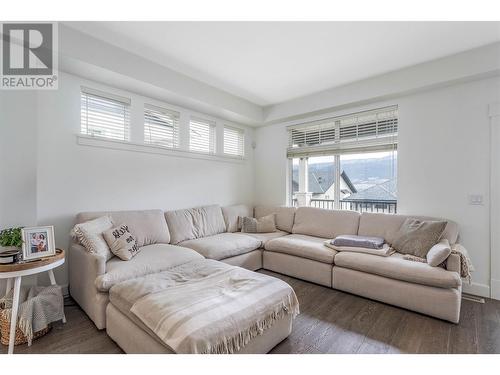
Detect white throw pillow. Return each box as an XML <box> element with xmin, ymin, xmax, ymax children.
<box><xmin>72</xmin><ymin>216</ymin><xmax>114</xmax><ymax>260</ymax></box>
<box><xmin>426</xmin><ymin>238</ymin><xmax>451</xmax><ymax>267</ymax></box>
<box><xmin>103</xmin><ymin>224</ymin><xmax>140</xmax><ymax>261</ymax></box>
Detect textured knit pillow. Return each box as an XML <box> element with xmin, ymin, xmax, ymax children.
<box><xmin>72</xmin><ymin>216</ymin><xmax>114</xmax><ymax>260</ymax></box>
<box><xmin>103</xmin><ymin>224</ymin><xmax>140</xmax><ymax>261</ymax></box>
<box><xmin>392</xmin><ymin>218</ymin><xmax>447</xmax><ymax>258</ymax></box>
<box><xmin>426</xmin><ymin>238</ymin><xmax>451</xmax><ymax>267</ymax></box>
<box><xmin>240</xmin><ymin>214</ymin><xmax>276</xmax><ymax>233</ymax></box>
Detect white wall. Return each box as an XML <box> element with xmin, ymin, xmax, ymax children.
<box><xmin>59</xmin><ymin>24</ymin><xmax>263</xmax><ymax>125</ymax></box>
<box><xmin>264</xmin><ymin>42</ymin><xmax>500</xmax><ymax>124</ymax></box>
<box><xmin>254</xmin><ymin>76</ymin><xmax>500</xmax><ymax>297</ymax></box>
<box><xmin>0</xmin><ymin>91</ymin><xmax>38</xmax><ymax>229</ymax></box>
<box><xmin>0</xmin><ymin>91</ymin><xmax>39</xmax><ymax>290</ymax></box>
<box><xmin>1</xmin><ymin>72</ymin><xmax>255</xmax><ymax>289</ymax></box>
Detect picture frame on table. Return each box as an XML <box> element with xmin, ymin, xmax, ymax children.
<box><xmin>21</xmin><ymin>226</ymin><xmax>56</xmax><ymax>261</ymax></box>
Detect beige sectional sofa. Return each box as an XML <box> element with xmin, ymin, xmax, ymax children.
<box><xmin>261</xmin><ymin>207</ymin><xmax>462</xmax><ymax>323</ymax></box>
<box><xmin>69</xmin><ymin>203</ymin><xmax>463</xmax><ymax>336</ymax></box>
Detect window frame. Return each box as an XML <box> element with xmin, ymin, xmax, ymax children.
<box><xmin>287</xmin><ymin>106</ymin><xmax>398</xmax><ymax>211</ymax></box>
<box><xmin>143</xmin><ymin>103</ymin><xmax>180</xmax><ymax>149</ymax></box>
<box><xmin>223</xmin><ymin>125</ymin><xmax>245</xmax><ymax>158</ymax></box>
<box><xmin>189</xmin><ymin>116</ymin><xmax>217</xmax><ymax>154</ymax></box>
<box><xmin>289</xmin><ymin>149</ymin><xmax>398</xmax><ymax>210</ymax></box>
<box><xmin>80</xmin><ymin>86</ymin><xmax>131</xmax><ymax>142</ymax></box>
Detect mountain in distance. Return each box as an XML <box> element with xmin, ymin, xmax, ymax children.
<box><xmin>293</xmin><ymin>155</ymin><xmax>397</xmax><ymax>190</ymax></box>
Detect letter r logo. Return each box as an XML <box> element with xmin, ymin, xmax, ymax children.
<box><xmin>2</xmin><ymin>23</ymin><xmax>53</xmax><ymax>75</ymax></box>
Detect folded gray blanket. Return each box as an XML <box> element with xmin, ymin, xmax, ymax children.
<box><xmin>0</xmin><ymin>285</ymin><xmax>64</xmax><ymax>345</ymax></box>
<box><xmin>331</xmin><ymin>234</ymin><xmax>385</xmax><ymax>249</ymax></box>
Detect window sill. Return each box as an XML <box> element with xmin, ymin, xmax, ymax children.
<box><xmin>77</xmin><ymin>135</ymin><xmax>246</xmax><ymax>164</ymax></box>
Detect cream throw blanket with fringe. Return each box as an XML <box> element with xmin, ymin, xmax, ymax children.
<box><xmin>0</xmin><ymin>285</ymin><xmax>64</xmax><ymax>345</ymax></box>
<box><xmin>125</xmin><ymin>259</ymin><xmax>299</xmax><ymax>354</ymax></box>
<box><xmin>403</xmin><ymin>243</ymin><xmax>474</xmax><ymax>282</ymax></box>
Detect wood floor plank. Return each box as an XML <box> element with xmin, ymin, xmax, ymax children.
<box><xmin>356</xmin><ymin>304</ymin><xmax>405</xmax><ymax>354</ymax></box>
<box><xmin>448</xmin><ymin>300</ymin><xmax>479</xmax><ymax>354</ymax></box>
<box><xmin>1</xmin><ymin>271</ymin><xmax>499</xmax><ymax>354</ymax></box>
<box><xmin>476</xmin><ymin>299</ymin><xmax>500</xmax><ymax>354</ymax></box>
<box><xmin>416</xmin><ymin>316</ymin><xmax>452</xmax><ymax>354</ymax></box>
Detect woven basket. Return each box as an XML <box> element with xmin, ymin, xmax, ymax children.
<box><xmin>0</xmin><ymin>306</ymin><xmax>51</xmax><ymax>346</ymax></box>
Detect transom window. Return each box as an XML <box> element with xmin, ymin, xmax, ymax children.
<box><xmin>223</xmin><ymin>126</ymin><xmax>245</xmax><ymax>157</ymax></box>
<box><xmin>189</xmin><ymin>117</ymin><xmax>216</xmax><ymax>154</ymax></box>
<box><xmin>80</xmin><ymin>87</ymin><xmax>130</xmax><ymax>141</ymax></box>
<box><xmin>144</xmin><ymin>104</ymin><xmax>180</xmax><ymax>149</ymax></box>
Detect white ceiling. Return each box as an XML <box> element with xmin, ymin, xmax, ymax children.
<box><xmin>65</xmin><ymin>22</ymin><xmax>500</xmax><ymax>106</ymax></box>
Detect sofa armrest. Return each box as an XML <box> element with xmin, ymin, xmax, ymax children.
<box><xmin>446</xmin><ymin>253</ymin><xmax>461</xmax><ymax>274</ymax></box>
<box><xmin>69</xmin><ymin>243</ymin><xmax>106</xmax><ymax>276</ymax></box>
<box><xmin>68</xmin><ymin>243</ymin><xmax>106</xmax><ymax>301</ymax></box>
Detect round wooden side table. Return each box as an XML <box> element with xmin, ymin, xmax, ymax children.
<box><xmin>0</xmin><ymin>249</ymin><xmax>66</xmax><ymax>354</ymax></box>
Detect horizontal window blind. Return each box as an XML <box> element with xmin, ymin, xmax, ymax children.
<box><xmin>144</xmin><ymin>104</ymin><xmax>180</xmax><ymax>149</ymax></box>
<box><xmin>224</xmin><ymin>126</ymin><xmax>245</xmax><ymax>157</ymax></box>
<box><xmin>287</xmin><ymin>106</ymin><xmax>398</xmax><ymax>158</ymax></box>
<box><xmin>189</xmin><ymin>117</ymin><xmax>216</xmax><ymax>154</ymax></box>
<box><xmin>289</xmin><ymin>120</ymin><xmax>336</xmax><ymax>149</ymax></box>
<box><xmin>80</xmin><ymin>87</ymin><xmax>131</xmax><ymax>141</ymax></box>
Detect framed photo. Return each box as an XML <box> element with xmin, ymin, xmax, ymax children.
<box><xmin>21</xmin><ymin>226</ymin><xmax>56</xmax><ymax>261</ymax></box>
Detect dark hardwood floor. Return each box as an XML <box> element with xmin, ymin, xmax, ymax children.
<box><xmin>2</xmin><ymin>270</ymin><xmax>499</xmax><ymax>354</ymax></box>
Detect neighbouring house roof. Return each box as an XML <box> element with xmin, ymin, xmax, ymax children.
<box><xmin>292</xmin><ymin>168</ymin><xmax>356</xmax><ymax>194</ymax></box>
<box><xmin>340</xmin><ymin>171</ymin><xmax>357</xmax><ymax>193</ymax></box>
<box><xmin>343</xmin><ymin>179</ymin><xmax>397</xmax><ymax>202</ymax></box>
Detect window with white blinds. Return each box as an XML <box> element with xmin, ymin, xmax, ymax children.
<box><xmin>287</xmin><ymin>106</ymin><xmax>398</xmax><ymax>158</ymax></box>
<box><xmin>223</xmin><ymin>126</ymin><xmax>245</xmax><ymax>157</ymax></box>
<box><xmin>144</xmin><ymin>104</ymin><xmax>180</xmax><ymax>149</ymax></box>
<box><xmin>80</xmin><ymin>87</ymin><xmax>131</xmax><ymax>141</ymax></box>
<box><xmin>189</xmin><ymin>117</ymin><xmax>216</xmax><ymax>154</ymax></box>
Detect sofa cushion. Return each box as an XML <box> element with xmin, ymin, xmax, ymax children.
<box><xmin>265</xmin><ymin>234</ymin><xmax>337</xmax><ymax>264</ymax></box>
<box><xmin>95</xmin><ymin>244</ymin><xmax>203</xmax><ymax>292</ymax></box>
<box><xmin>334</xmin><ymin>252</ymin><xmax>461</xmax><ymax>289</ymax></box>
<box><xmin>103</xmin><ymin>224</ymin><xmax>140</xmax><ymax>261</ymax></box>
<box><xmin>179</xmin><ymin>233</ymin><xmax>261</xmax><ymax>260</ymax></box>
<box><xmin>221</xmin><ymin>204</ymin><xmax>253</xmax><ymax>233</ymax></box>
<box><xmin>72</xmin><ymin>215</ymin><xmax>114</xmax><ymax>261</ymax></box>
<box><xmin>241</xmin><ymin>214</ymin><xmax>276</xmax><ymax>233</ymax></box>
<box><xmin>76</xmin><ymin>210</ymin><xmax>170</xmax><ymax>247</ymax></box>
<box><xmin>292</xmin><ymin>207</ymin><xmax>360</xmax><ymax>239</ymax></box>
<box><xmin>357</xmin><ymin>212</ymin><xmax>459</xmax><ymax>245</ymax></box>
<box><xmin>165</xmin><ymin>205</ymin><xmax>227</xmax><ymax>244</ymax></box>
<box><xmin>254</xmin><ymin>206</ymin><xmax>295</xmax><ymax>233</ymax></box>
<box><xmin>427</xmin><ymin>239</ymin><xmax>452</xmax><ymax>267</ymax></box>
<box><xmin>242</xmin><ymin>230</ymin><xmax>289</xmax><ymax>246</ymax></box>
<box><xmin>392</xmin><ymin>218</ymin><xmax>447</xmax><ymax>258</ymax></box>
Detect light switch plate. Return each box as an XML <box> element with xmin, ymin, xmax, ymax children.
<box><xmin>468</xmin><ymin>194</ymin><xmax>484</xmax><ymax>205</ymax></box>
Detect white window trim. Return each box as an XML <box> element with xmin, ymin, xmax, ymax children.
<box><xmin>78</xmin><ymin>85</ymin><xmax>248</xmax><ymax>162</ymax></box>
<box><xmin>288</xmin><ymin>105</ymin><xmax>398</xmax><ymax>209</ymax></box>
<box><xmin>290</xmin><ymin>149</ymin><xmax>397</xmax><ymax>209</ymax></box>
<box><xmin>143</xmin><ymin>103</ymin><xmax>181</xmax><ymax>149</ymax></box>
<box><xmin>80</xmin><ymin>87</ymin><xmax>131</xmax><ymax>141</ymax></box>
<box><xmin>189</xmin><ymin>116</ymin><xmax>217</xmax><ymax>154</ymax></box>
<box><xmin>223</xmin><ymin>125</ymin><xmax>245</xmax><ymax>158</ymax></box>
<box><xmin>77</xmin><ymin>134</ymin><xmax>246</xmax><ymax>164</ymax></box>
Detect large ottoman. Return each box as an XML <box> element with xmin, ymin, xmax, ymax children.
<box><xmin>106</xmin><ymin>259</ymin><xmax>299</xmax><ymax>354</ymax></box>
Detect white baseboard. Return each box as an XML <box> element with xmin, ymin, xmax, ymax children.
<box><xmin>490</xmin><ymin>279</ymin><xmax>500</xmax><ymax>301</ymax></box>
<box><xmin>463</xmin><ymin>282</ymin><xmax>490</xmax><ymax>298</ymax></box>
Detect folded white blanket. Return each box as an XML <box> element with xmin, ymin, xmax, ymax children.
<box><xmin>324</xmin><ymin>240</ymin><xmax>395</xmax><ymax>257</ymax></box>
<box><xmin>126</xmin><ymin>259</ymin><xmax>299</xmax><ymax>354</ymax></box>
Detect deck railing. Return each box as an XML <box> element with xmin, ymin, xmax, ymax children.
<box><xmin>292</xmin><ymin>198</ymin><xmax>397</xmax><ymax>213</ymax></box>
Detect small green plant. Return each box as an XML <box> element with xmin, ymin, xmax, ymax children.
<box><xmin>0</xmin><ymin>227</ymin><xmax>23</xmax><ymax>248</ymax></box>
